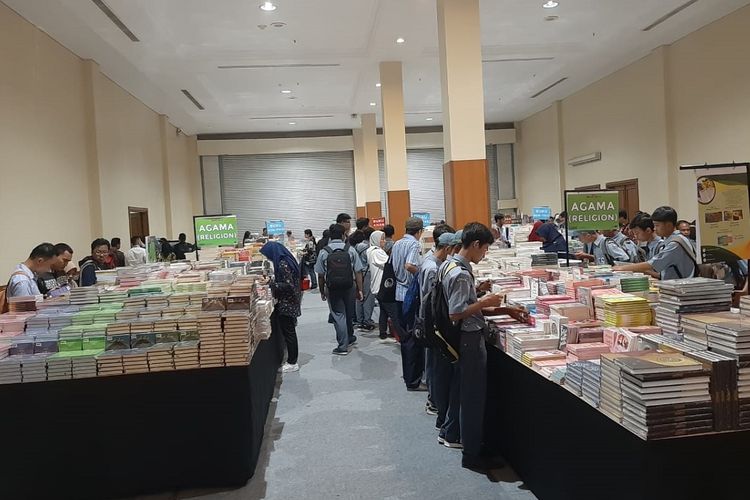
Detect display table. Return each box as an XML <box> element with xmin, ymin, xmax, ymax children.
<box><xmin>484</xmin><ymin>346</ymin><xmax>750</xmax><ymax>500</ymax></box>
<box><xmin>0</xmin><ymin>328</ymin><xmax>284</xmax><ymax>500</ymax></box>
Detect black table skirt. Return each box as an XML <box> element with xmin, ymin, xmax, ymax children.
<box><xmin>0</xmin><ymin>327</ymin><xmax>284</xmax><ymax>500</ymax></box>
<box><xmin>484</xmin><ymin>347</ymin><xmax>750</xmax><ymax>500</ymax></box>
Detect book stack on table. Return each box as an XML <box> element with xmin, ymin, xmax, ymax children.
<box><xmin>654</xmin><ymin>278</ymin><xmax>733</xmax><ymax>336</ymax></box>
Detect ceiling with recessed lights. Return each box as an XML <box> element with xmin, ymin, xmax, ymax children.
<box><xmin>4</xmin><ymin>0</ymin><xmax>748</xmax><ymax>134</ymax></box>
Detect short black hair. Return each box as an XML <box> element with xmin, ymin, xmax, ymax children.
<box><xmin>384</xmin><ymin>225</ymin><xmax>395</xmax><ymax>237</ymax></box>
<box><xmin>356</xmin><ymin>217</ymin><xmax>370</xmax><ymax>230</ymax></box>
<box><xmin>363</xmin><ymin>227</ymin><xmax>375</xmax><ymax>239</ymax></box>
<box><xmin>179</xmin><ymin>233</ymin><xmax>187</xmax><ymax>242</ymax></box>
<box><xmin>286</xmin><ymin>230</ymin><xmax>292</xmax><ymax>236</ymax></box>
<box><xmin>329</xmin><ymin>224</ymin><xmax>346</xmax><ymax>240</ymax></box>
<box><xmin>322</xmin><ymin>229</ymin><xmax>330</xmax><ymax>238</ymax></box>
<box><xmin>304</xmin><ymin>229</ymin><xmax>313</xmax><ymax>237</ymax></box>
<box><xmin>461</xmin><ymin>222</ymin><xmax>494</xmax><ymax>248</ymax></box>
<box><xmin>54</xmin><ymin>243</ymin><xmax>74</xmax><ymax>255</ymax></box>
<box><xmin>619</xmin><ymin>210</ymin><xmax>628</xmax><ymax>220</ymax></box>
<box><xmin>559</xmin><ymin>211</ymin><xmax>567</xmax><ymax>218</ymax></box>
<box><xmin>494</xmin><ymin>213</ymin><xmax>504</xmax><ymax>223</ymax></box>
<box><xmin>349</xmin><ymin>230</ymin><xmax>366</xmax><ymax>246</ymax></box>
<box><xmin>91</xmin><ymin>238</ymin><xmax>110</xmax><ymax>253</ymax></box>
<box><xmin>130</xmin><ymin>236</ymin><xmax>141</xmax><ymax>246</ymax></box>
<box><xmin>630</xmin><ymin>214</ymin><xmax>654</xmax><ymax>231</ymax></box>
<box><xmin>111</xmin><ymin>237</ymin><xmax>121</xmax><ymax>247</ymax></box>
<box><xmin>336</xmin><ymin>213</ymin><xmax>352</xmax><ymax>224</ymax></box>
<box><xmin>433</xmin><ymin>224</ymin><xmax>455</xmax><ymax>241</ymax></box>
<box><xmin>677</xmin><ymin>219</ymin><xmax>690</xmax><ymax>227</ymax></box>
<box><xmin>652</xmin><ymin>206</ymin><xmax>678</xmax><ymax>225</ymax></box>
<box><xmin>29</xmin><ymin>243</ymin><xmax>56</xmax><ymax>260</ymax></box>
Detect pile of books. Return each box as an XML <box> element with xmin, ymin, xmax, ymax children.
<box><xmin>740</xmin><ymin>295</ymin><xmax>750</xmax><ymax>317</ymax></box>
<box><xmin>705</xmin><ymin>321</ymin><xmax>750</xmax><ymax>359</ymax></box>
<box><xmin>122</xmin><ymin>349</ymin><xmax>149</xmax><ymax>374</ymax></box>
<box><xmin>685</xmin><ymin>350</ymin><xmax>738</xmax><ymax>431</ymax></box>
<box><xmin>173</xmin><ymin>340</ymin><xmax>200</xmax><ymax>369</ymax></box>
<box><xmin>655</xmin><ymin>278</ymin><xmax>733</xmax><ymax>336</ymax></box>
<box><xmin>602</xmin><ymin>296</ymin><xmax>652</xmax><ymax>327</ymax></box>
<box><xmin>7</xmin><ymin>296</ymin><xmax>37</xmax><ymax>313</ymax></box>
<box><xmin>70</xmin><ymin>287</ymin><xmax>100</xmax><ymax>306</ymax></box>
<box><xmin>147</xmin><ymin>343</ymin><xmax>175</xmax><ymax>372</ymax></box>
<box><xmin>510</xmin><ymin>334</ymin><xmax>559</xmax><ymax>361</ymax></box>
<box><xmin>96</xmin><ymin>351</ymin><xmax>123</xmax><ymax>376</ymax></box>
<box><xmin>680</xmin><ymin>312</ymin><xmax>739</xmax><ymax>348</ymax></box>
<box><xmin>223</xmin><ymin>311</ymin><xmax>253</xmax><ymax>366</ymax></box>
<box><xmin>616</xmin><ymin>351</ymin><xmax>712</xmax><ymax>439</ymax></box>
<box><xmin>535</xmin><ymin>295</ymin><xmax>575</xmax><ymax>316</ymax></box>
<box><xmin>198</xmin><ymin>312</ymin><xmax>223</xmax><ymax>367</ymax></box>
<box><xmin>0</xmin><ymin>357</ymin><xmax>22</xmax><ymax>384</ymax></box>
<box><xmin>520</xmin><ymin>349</ymin><xmax>566</xmax><ymax>367</ymax></box>
<box><xmin>0</xmin><ymin>315</ymin><xmax>27</xmax><ymax>336</ymax></box>
<box><xmin>566</xmin><ymin>342</ymin><xmax>611</xmax><ymax>361</ymax></box>
<box><xmin>531</xmin><ymin>253</ymin><xmax>558</xmax><ymax>268</ymax></box>
<box><xmin>618</xmin><ymin>275</ymin><xmax>650</xmax><ymax>294</ymax></box>
<box><xmin>599</xmin><ymin>353</ymin><xmax>638</xmax><ymax>421</ymax></box>
<box><xmin>21</xmin><ymin>354</ymin><xmax>49</xmax><ymax>383</ymax></box>
<box><xmin>581</xmin><ymin>360</ymin><xmax>602</xmax><ymax>407</ymax></box>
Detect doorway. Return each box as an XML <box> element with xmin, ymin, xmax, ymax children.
<box><xmin>128</xmin><ymin>207</ymin><xmax>150</xmax><ymax>241</ymax></box>
<box><xmin>605</xmin><ymin>179</ymin><xmax>640</xmax><ymax>221</ymax></box>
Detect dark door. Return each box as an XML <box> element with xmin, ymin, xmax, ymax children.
<box><xmin>128</xmin><ymin>207</ymin><xmax>150</xmax><ymax>241</ymax></box>
<box><xmin>605</xmin><ymin>179</ymin><xmax>639</xmax><ymax>220</ymax></box>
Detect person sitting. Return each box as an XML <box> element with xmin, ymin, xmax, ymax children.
<box><xmin>37</xmin><ymin>243</ymin><xmax>76</xmax><ymax>297</ymax></box>
<box><xmin>126</xmin><ymin>236</ymin><xmax>147</xmax><ymax>267</ymax></box>
<box><xmin>6</xmin><ymin>243</ymin><xmax>56</xmax><ymax>298</ymax></box>
<box><xmin>173</xmin><ymin>233</ymin><xmax>196</xmax><ymax>260</ymax></box>
<box><xmin>79</xmin><ymin>238</ymin><xmax>112</xmax><ymax>286</ymax></box>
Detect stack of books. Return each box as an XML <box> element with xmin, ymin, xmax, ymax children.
<box><xmin>520</xmin><ymin>349</ymin><xmax>566</xmax><ymax>367</ymax></box>
<box><xmin>0</xmin><ymin>357</ymin><xmax>22</xmax><ymax>384</ymax></box>
<box><xmin>581</xmin><ymin>360</ymin><xmax>602</xmax><ymax>407</ymax></box>
<box><xmin>615</xmin><ymin>352</ymin><xmax>712</xmax><ymax>439</ymax></box>
<box><xmin>705</xmin><ymin>322</ymin><xmax>750</xmax><ymax>359</ymax></box>
<box><xmin>600</xmin><ymin>352</ymin><xmax>640</xmax><ymax>421</ymax></box>
<box><xmin>7</xmin><ymin>296</ymin><xmax>37</xmax><ymax>313</ymax></box>
<box><xmin>122</xmin><ymin>349</ymin><xmax>149</xmax><ymax>374</ymax></box>
<box><xmin>681</xmin><ymin>312</ymin><xmax>739</xmax><ymax>348</ymax></box>
<box><xmin>740</xmin><ymin>362</ymin><xmax>750</xmax><ymax>429</ymax></box>
<box><xmin>70</xmin><ymin>287</ymin><xmax>99</xmax><ymax>306</ymax></box>
<box><xmin>223</xmin><ymin>311</ymin><xmax>253</xmax><ymax>366</ymax></box>
<box><xmin>510</xmin><ymin>334</ymin><xmax>559</xmax><ymax>361</ymax></box>
<box><xmin>47</xmin><ymin>354</ymin><xmax>73</xmax><ymax>380</ymax></box>
<box><xmin>531</xmin><ymin>358</ymin><xmax>568</xmax><ymax>377</ymax></box>
<box><xmin>619</xmin><ymin>275</ymin><xmax>650</xmax><ymax>295</ymax></box>
<box><xmin>71</xmin><ymin>350</ymin><xmax>100</xmax><ymax>379</ymax></box>
<box><xmin>0</xmin><ymin>344</ymin><xmax>10</xmax><ymax>361</ymax></box>
<box><xmin>147</xmin><ymin>343</ymin><xmax>175</xmax><ymax>372</ymax></box>
<box><xmin>565</xmin><ymin>361</ymin><xmax>586</xmax><ymax>396</ymax></box>
<box><xmin>253</xmin><ymin>300</ymin><xmax>274</xmax><ymax>341</ymax></box>
<box><xmin>0</xmin><ymin>315</ymin><xmax>27</xmax><ymax>336</ymax></box>
<box><xmin>566</xmin><ymin>342</ymin><xmax>611</xmax><ymax>361</ymax></box>
<box><xmin>740</xmin><ymin>295</ymin><xmax>750</xmax><ymax>317</ymax></box>
<box><xmin>21</xmin><ymin>354</ymin><xmax>49</xmax><ymax>383</ymax></box>
<box><xmin>602</xmin><ymin>296</ymin><xmax>652</xmax><ymax>327</ymax></box>
<box><xmin>685</xmin><ymin>350</ymin><xmax>738</xmax><ymax>431</ymax></box>
<box><xmin>96</xmin><ymin>351</ymin><xmax>124</xmax><ymax>376</ymax></box>
<box><xmin>535</xmin><ymin>295</ymin><xmax>575</xmax><ymax>316</ymax></box>
<box><xmin>655</xmin><ymin>278</ymin><xmax>734</xmax><ymax>336</ymax></box>
<box><xmin>58</xmin><ymin>326</ymin><xmax>83</xmax><ymax>352</ymax></box>
<box><xmin>531</xmin><ymin>253</ymin><xmax>558</xmax><ymax>268</ymax></box>
<box><xmin>198</xmin><ymin>312</ymin><xmax>224</xmax><ymax>367</ymax></box>
<box><xmin>173</xmin><ymin>340</ymin><xmax>200</xmax><ymax>370</ymax></box>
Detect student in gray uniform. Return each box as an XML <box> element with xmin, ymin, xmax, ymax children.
<box><xmin>441</xmin><ymin>222</ymin><xmax>528</xmax><ymax>472</ymax></box>
<box><xmin>614</xmin><ymin>206</ymin><xmax>696</xmax><ymax>279</ymax></box>
<box><xmin>609</xmin><ymin>228</ymin><xmax>643</xmax><ymax>263</ymax></box>
<box><xmin>575</xmin><ymin>230</ymin><xmax>630</xmax><ymax>265</ymax></box>
<box><xmin>630</xmin><ymin>213</ymin><xmax>664</xmax><ymax>261</ymax></box>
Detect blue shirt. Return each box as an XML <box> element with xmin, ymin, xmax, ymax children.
<box><xmin>314</xmin><ymin>240</ymin><xmax>365</xmax><ymax>276</ymax></box>
<box><xmin>391</xmin><ymin>234</ymin><xmax>422</xmax><ymax>302</ymax></box>
<box><xmin>418</xmin><ymin>254</ymin><xmax>442</xmax><ymax>318</ymax></box>
<box><xmin>7</xmin><ymin>263</ymin><xmax>40</xmax><ymax>298</ymax></box>
<box><xmin>440</xmin><ymin>254</ymin><xmax>485</xmax><ymax>332</ymax></box>
<box><xmin>648</xmin><ymin>231</ymin><xmax>695</xmax><ymax>280</ymax></box>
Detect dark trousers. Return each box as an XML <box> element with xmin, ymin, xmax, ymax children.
<box><xmin>377</xmin><ymin>299</ymin><xmax>402</xmax><ymax>339</ymax></box>
<box><xmin>327</xmin><ymin>287</ymin><xmax>356</xmax><ymax>349</ymax></box>
<box><xmin>273</xmin><ymin>311</ymin><xmax>299</xmax><ymax>364</ymax></box>
<box><xmin>432</xmin><ymin>348</ymin><xmax>459</xmax><ymax>439</ymax></box>
<box><xmin>300</xmin><ymin>262</ymin><xmax>317</xmax><ymax>288</ymax></box>
<box><xmin>458</xmin><ymin>331</ymin><xmax>487</xmax><ymax>457</ymax></box>
<box><xmin>397</xmin><ymin>300</ymin><xmax>425</xmax><ymax>389</ymax></box>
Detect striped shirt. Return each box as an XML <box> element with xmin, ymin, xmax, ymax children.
<box><xmin>391</xmin><ymin>234</ymin><xmax>422</xmax><ymax>302</ymax></box>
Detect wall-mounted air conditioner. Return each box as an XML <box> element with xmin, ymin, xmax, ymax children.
<box><xmin>568</xmin><ymin>152</ymin><xmax>602</xmax><ymax>167</ymax></box>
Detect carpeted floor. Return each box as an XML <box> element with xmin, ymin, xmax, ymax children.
<box><xmin>140</xmin><ymin>292</ymin><xmax>537</xmax><ymax>500</ymax></box>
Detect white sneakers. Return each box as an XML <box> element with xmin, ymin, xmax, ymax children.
<box><xmin>281</xmin><ymin>363</ymin><xmax>300</xmax><ymax>373</ymax></box>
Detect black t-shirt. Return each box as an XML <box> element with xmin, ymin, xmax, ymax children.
<box><xmin>37</xmin><ymin>271</ymin><xmax>70</xmax><ymax>296</ymax></box>
<box><xmin>173</xmin><ymin>242</ymin><xmax>196</xmax><ymax>260</ymax></box>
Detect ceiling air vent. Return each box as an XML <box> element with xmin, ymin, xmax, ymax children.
<box><xmin>249</xmin><ymin>115</ymin><xmax>334</xmax><ymax>120</ymax></box>
<box><xmin>483</xmin><ymin>57</ymin><xmax>554</xmax><ymax>63</ymax></box>
<box><xmin>530</xmin><ymin>77</ymin><xmax>568</xmax><ymax>98</ymax></box>
<box><xmin>181</xmin><ymin>90</ymin><xmax>205</xmax><ymax>110</ymax></box>
<box><xmin>218</xmin><ymin>63</ymin><xmax>341</xmax><ymax>69</ymax></box>
<box><xmin>642</xmin><ymin>0</ymin><xmax>700</xmax><ymax>32</ymax></box>
<box><xmin>91</xmin><ymin>0</ymin><xmax>139</xmax><ymax>42</ymax></box>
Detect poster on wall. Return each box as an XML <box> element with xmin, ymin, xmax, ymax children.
<box><xmin>412</xmin><ymin>212</ymin><xmax>431</xmax><ymax>227</ymax></box>
<box><xmin>565</xmin><ymin>191</ymin><xmax>619</xmax><ymax>231</ymax></box>
<box><xmin>532</xmin><ymin>206</ymin><xmax>552</xmax><ymax>222</ymax></box>
<box><xmin>371</xmin><ymin>217</ymin><xmax>386</xmax><ymax>230</ymax></box>
<box><xmin>265</xmin><ymin>220</ymin><xmax>286</xmax><ymax>236</ymax></box>
<box><xmin>695</xmin><ymin>166</ymin><xmax>750</xmax><ymax>263</ymax></box>
<box><xmin>193</xmin><ymin>215</ymin><xmax>239</xmax><ymax>248</ymax></box>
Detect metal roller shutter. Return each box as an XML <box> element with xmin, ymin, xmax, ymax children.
<box><xmin>378</xmin><ymin>146</ymin><xmax>500</xmax><ymax>224</ymax></box>
<box><xmin>220</xmin><ymin>151</ymin><xmax>356</xmax><ymax>239</ymax></box>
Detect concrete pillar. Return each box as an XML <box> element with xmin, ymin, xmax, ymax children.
<box><xmin>380</xmin><ymin>61</ymin><xmax>410</xmax><ymax>238</ymax></box>
<box><xmin>352</xmin><ymin>127</ymin><xmax>366</xmax><ymax>216</ymax></box>
<box><xmin>361</xmin><ymin>113</ymin><xmax>382</xmax><ymax>218</ymax></box>
<box><xmin>437</xmin><ymin>0</ymin><xmax>489</xmax><ymax>229</ymax></box>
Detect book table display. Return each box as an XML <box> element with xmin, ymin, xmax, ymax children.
<box><xmin>0</xmin><ymin>262</ymin><xmax>285</xmax><ymax>499</ymax></box>
<box><xmin>471</xmin><ymin>249</ymin><xmax>750</xmax><ymax>500</ymax></box>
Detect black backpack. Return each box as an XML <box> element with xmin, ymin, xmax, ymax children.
<box><xmin>427</xmin><ymin>262</ymin><xmax>462</xmax><ymax>363</ymax></box>
<box><xmin>324</xmin><ymin>245</ymin><xmax>354</xmax><ymax>291</ymax></box>
<box><xmin>376</xmin><ymin>256</ymin><xmax>397</xmax><ymax>303</ymax></box>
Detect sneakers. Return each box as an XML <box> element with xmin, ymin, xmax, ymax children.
<box><xmin>379</xmin><ymin>337</ymin><xmax>397</xmax><ymax>344</ymax></box>
<box><xmin>281</xmin><ymin>363</ymin><xmax>299</xmax><ymax>373</ymax></box>
<box><xmin>425</xmin><ymin>402</ymin><xmax>438</xmax><ymax>416</ymax></box>
<box><xmin>443</xmin><ymin>440</ymin><xmax>463</xmax><ymax>449</ymax></box>
<box><xmin>437</xmin><ymin>436</ymin><xmax>445</xmax><ymax>445</ymax></box>
<box><xmin>358</xmin><ymin>323</ymin><xmax>375</xmax><ymax>331</ymax></box>
<box><xmin>407</xmin><ymin>383</ymin><xmax>428</xmax><ymax>392</ymax></box>
<box><xmin>348</xmin><ymin>335</ymin><xmax>358</xmax><ymax>346</ymax></box>
<box><xmin>332</xmin><ymin>348</ymin><xmax>349</xmax><ymax>356</ymax></box>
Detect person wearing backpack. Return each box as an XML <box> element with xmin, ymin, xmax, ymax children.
<box><xmin>350</xmin><ymin>229</ymin><xmax>376</xmax><ymax>331</ymax></box>
<box><xmin>3</xmin><ymin>243</ymin><xmax>57</xmax><ymax>304</ymax></box>
<box><xmin>440</xmin><ymin>223</ymin><xmax>528</xmax><ymax>472</ymax></box>
<box><xmin>608</xmin><ymin>228</ymin><xmax>644</xmax><ymax>263</ymax></box>
<box><xmin>315</xmin><ymin>223</ymin><xmax>365</xmax><ymax>355</ymax></box>
<box><xmin>575</xmin><ymin>230</ymin><xmax>630</xmax><ymax>265</ymax></box>
<box><xmin>366</xmin><ymin>230</ymin><xmax>399</xmax><ymax>344</ymax></box>
<box><xmin>391</xmin><ymin>217</ymin><xmax>425</xmax><ymax>391</ymax></box>
<box><xmin>614</xmin><ymin>206</ymin><xmax>696</xmax><ymax>280</ymax></box>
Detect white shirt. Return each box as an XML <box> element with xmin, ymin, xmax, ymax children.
<box><xmin>126</xmin><ymin>246</ymin><xmax>147</xmax><ymax>267</ymax></box>
<box><xmin>366</xmin><ymin>246</ymin><xmax>389</xmax><ymax>294</ymax></box>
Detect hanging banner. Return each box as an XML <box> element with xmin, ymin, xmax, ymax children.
<box><xmin>532</xmin><ymin>206</ymin><xmax>552</xmax><ymax>222</ymax></box>
<box><xmin>412</xmin><ymin>212</ymin><xmax>431</xmax><ymax>227</ymax></box>
<box><xmin>371</xmin><ymin>217</ymin><xmax>386</xmax><ymax>230</ymax></box>
<box><xmin>265</xmin><ymin>220</ymin><xmax>286</xmax><ymax>236</ymax></box>
<box><xmin>193</xmin><ymin>215</ymin><xmax>239</xmax><ymax>248</ymax></box>
<box><xmin>565</xmin><ymin>191</ymin><xmax>619</xmax><ymax>231</ymax></box>
<box><xmin>695</xmin><ymin>166</ymin><xmax>750</xmax><ymax>263</ymax></box>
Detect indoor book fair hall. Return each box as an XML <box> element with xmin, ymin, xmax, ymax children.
<box><xmin>4</xmin><ymin>1</ymin><xmax>750</xmax><ymax>499</ymax></box>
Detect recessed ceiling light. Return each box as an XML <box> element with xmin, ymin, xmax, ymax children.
<box><xmin>396</xmin><ymin>37</ymin><xmax>405</xmax><ymax>44</ymax></box>
<box><xmin>369</xmin><ymin>102</ymin><xmax>377</xmax><ymax>106</ymax></box>
<box><xmin>288</xmin><ymin>121</ymin><xmax>296</xmax><ymax>125</ymax></box>
<box><xmin>260</xmin><ymin>2</ymin><xmax>277</xmax><ymax>11</ymax></box>
<box><xmin>375</xmin><ymin>83</ymin><xmax>381</xmax><ymax>87</ymax></box>
<box><xmin>425</xmin><ymin>118</ymin><xmax>433</xmax><ymax>121</ymax></box>
<box><xmin>542</xmin><ymin>1</ymin><xmax>559</xmax><ymax>8</ymax></box>
<box><xmin>281</xmin><ymin>90</ymin><xmax>292</xmax><ymax>94</ymax></box>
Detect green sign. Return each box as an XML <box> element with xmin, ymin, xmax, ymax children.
<box><xmin>194</xmin><ymin>215</ymin><xmax>239</xmax><ymax>248</ymax></box>
<box><xmin>566</xmin><ymin>191</ymin><xmax>619</xmax><ymax>231</ymax></box>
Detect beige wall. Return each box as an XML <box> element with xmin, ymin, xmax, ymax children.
<box><xmin>516</xmin><ymin>5</ymin><xmax>750</xmax><ymax>223</ymax></box>
<box><xmin>0</xmin><ymin>3</ymin><xmax>201</xmax><ymax>281</ymax></box>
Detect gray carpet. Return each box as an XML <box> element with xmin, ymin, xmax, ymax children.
<box><xmin>141</xmin><ymin>293</ymin><xmax>537</xmax><ymax>500</ymax></box>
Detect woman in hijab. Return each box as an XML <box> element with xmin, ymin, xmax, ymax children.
<box><xmin>365</xmin><ymin>230</ymin><xmax>398</xmax><ymax>344</ymax></box>
<box><xmin>528</xmin><ymin>221</ymin><xmax>544</xmax><ymax>242</ymax></box>
<box><xmin>537</xmin><ymin>222</ymin><xmax>569</xmax><ymax>256</ymax></box>
<box><xmin>260</xmin><ymin>241</ymin><xmax>303</xmax><ymax>373</ymax></box>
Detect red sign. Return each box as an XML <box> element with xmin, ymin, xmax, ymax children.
<box><xmin>372</xmin><ymin>217</ymin><xmax>386</xmax><ymax>230</ymax></box>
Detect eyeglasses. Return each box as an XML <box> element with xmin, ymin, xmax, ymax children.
<box><xmin>94</xmin><ymin>250</ymin><xmax>109</xmax><ymax>256</ymax></box>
